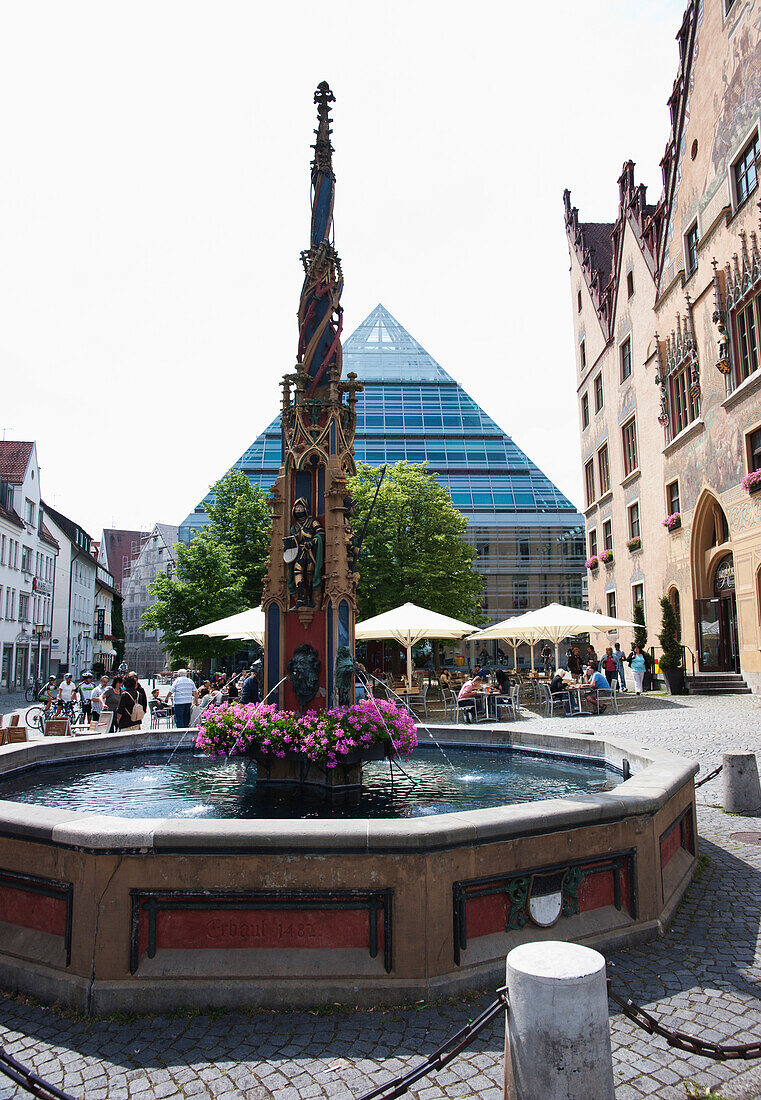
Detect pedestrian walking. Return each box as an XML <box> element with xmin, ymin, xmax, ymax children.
<box><xmin>628</xmin><ymin>645</ymin><xmax>647</xmax><ymax>695</ymax></box>
<box><xmin>240</xmin><ymin>669</ymin><xmax>260</xmax><ymax>705</ymax></box>
<box><xmin>117</xmin><ymin>675</ymin><xmax>144</xmax><ymax>731</ymax></box>
<box><xmin>172</xmin><ymin>669</ymin><xmax>198</xmax><ymax>728</ymax></box>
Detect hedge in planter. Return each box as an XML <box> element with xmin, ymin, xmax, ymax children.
<box><xmin>658</xmin><ymin>595</ymin><xmax>685</xmax><ymax>695</ymax></box>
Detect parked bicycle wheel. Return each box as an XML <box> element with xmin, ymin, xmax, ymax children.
<box><xmin>25</xmin><ymin>705</ymin><xmax>46</xmax><ymax>732</ymax></box>
<box><xmin>24</xmin><ymin>685</ymin><xmax>36</xmax><ymax>703</ymax></box>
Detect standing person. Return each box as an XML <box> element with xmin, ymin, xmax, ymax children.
<box><xmin>78</xmin><ymin>672</ymin><xmax>96</xmax><ymax>724</ymax></box>
<box><xmin>613</xmin><ymin>643</ymin><xmax>627</xmax><ymax>691</ymax></box>
<box><xmin>226</xmin><ymin>674</ymin><xmax>240</xmax><ymax>704</ymax></box>
<box><xmin>586</xmin><ymin>644</ymin><xmax>598</xmax><ymax>669</ymax></box>
<box><xmin>172</xmin><ymin>669</ymin><xmax>198</xmax><ymax>728</ymax></box>
<box><xmin>128</xmin><ymin>671</ymin><xmax>148</xmax><ymax>712</ymax></box>
<box><xmin>628</xmin><ymin>646</ymin><xmax>647</xmax><ymax>695</ymax></box>
<box><xmin>602</xmin><ymin>648</ymin><xmax>618</xmax><ymax>687</ymax></box>
<box><xmin>58</xmin><ymin>673</ymin><xmax>77</xmax><ymax>718</ymax></box>
<box><xmin>117</xmin><ymin>675</ymin><xmax>143</xmax><ymax>731</ymax></box>
<box><xmin>118</xmin><ymin>661</ymin><xmax>128</xmax><ymax>678</ymax></box>
<box><xmin>90</xmin><ymin>675</ymin><xmax>110</xmax><ymax>726</ymax></box>
<box><xmin>103</xmin><ymin>676</ymin><xmax>123</xmax><ymax>724</ymax></box>
<box><xmin>240</xmin><ymin>669</ymin><xmax>260</xmax><ymax>705</ymax></box>
<box><xmin>567</xmin><ymin>648</ymin><xmax>582</xmax><ymax>678</ymax></box>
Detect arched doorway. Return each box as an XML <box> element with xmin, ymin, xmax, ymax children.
<box><xmin>691</xmin><ymin>493</ymin><xmax>739</xmax><ymax>672</ymax></box>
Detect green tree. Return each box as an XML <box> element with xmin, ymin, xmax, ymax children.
<box><xmin>142</xmin><ymin>537</ymin><xmax>245</xmax><ymax>665</ymax></box>
<box><xmin>203</xmin><ymin>470</ymin><xmax>271</xmax><ymax>608</ymax></box>
<box><xmin>658</xmin><ymin>595</ymin><xmax>683</xmax><ymax>670</ymax></box>
<box><xmin>632</xmin><ymin>600</ymin><xmax>647</xmax><ymax>650</ymax></box>
<box><xmin>347</xmin><ymin>461</ymin><xmax>485</xmax><ymax>622</ymax></box>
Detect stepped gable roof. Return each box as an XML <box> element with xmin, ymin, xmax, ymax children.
<box><xmin>43</xmin><ymin>502</ymin><xmax>93</xmax><ymax>548</ymax></box>
<box><xmin>102</xmin><ymin>528</ymin><xmax>142</xmax><ymax>590</ymax></box>
<box><xmin>181</xmin><ymin>304</ymin><xmax>581</xmax><ymax>535</ymax></box>
<box><xmin>0</xmin><ymin>441</ymin><xmax>33</xmax><ymax>483</ymax></box>
<box><xmin>563</xmin><ymin>2</ymin><xmax>699</xmax><ymax>311</ymax></box>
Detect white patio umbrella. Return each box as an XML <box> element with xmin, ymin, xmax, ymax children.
<box><xmin>465</xmin><ymin>609</ymin><xmax>545</xmax><ymax>670</ymax></box>
<box><xmin>180</xmin><ymin>606</ymin><xmax>265</xmax><ymax>644</ymax></box>
<box><xmin>355</xmin><ymin>602</ymin><xmax>477</xmax><ymax>688</ymax></box>
<box><xmin>469</xmin><ymin>603</ymin><xmax>638</xmax><ymax>668</ymax></box>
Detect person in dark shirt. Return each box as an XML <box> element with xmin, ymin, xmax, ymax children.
<box><xmin>240</xmin><ymin>671</ymin><xmax>260</xmax><ymax>705</ymax></box>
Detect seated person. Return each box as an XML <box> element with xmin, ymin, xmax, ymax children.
<box><xmin>582</xmin><ymin>664</ymin><xmax>610</xmax><ymax>714</ymax></box>
<box><xmin>149</xmin><ymin>687</ymin><xmax>171</xmax><ymax>714</ymax></box>
<box><xmin>494</xmin><ymin>668</ymin><xmax>510</xmax><ymax>695</ymax></box>
<box><xmin>439</xmin><ymin>669</ymin><xmax>452</xmax><ymax>690</ymax></box>
<box><xmin>457</xmin><ymin>674</ymin><xmax>484</xmax><ymax>723</ymax></box>
<box><xmin>549</xmin><ymin>669</ymin><xmax>575</xmax><ymax>715</ymax></box>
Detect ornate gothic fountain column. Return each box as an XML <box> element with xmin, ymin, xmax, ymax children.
<box><xmin>262</xmin><ymin>82</ymin><xmax>361</xmax><ymax>713</ymax></box>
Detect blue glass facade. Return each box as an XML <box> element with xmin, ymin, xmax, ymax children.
<box><xmin>180</xmin><ymin>305</ymin><xmax>585</xmax><ymax>621</ymax></box>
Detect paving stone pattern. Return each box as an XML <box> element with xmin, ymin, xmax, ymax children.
<box><xmin>2</xmin><ymin>694</ymin><xmax>761</xmax><ymax>1098</ymax></box>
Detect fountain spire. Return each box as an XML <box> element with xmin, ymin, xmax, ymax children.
<box><xmin>297</xmin><ymin>81</ymin><xmax>344</xmax><ymax>395</ymax></box>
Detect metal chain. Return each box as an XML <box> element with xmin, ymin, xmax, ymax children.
<box><xmin>0</xmin><ymin>1047</ymin><xmax>76</xmax><ymax>1100</ymax></box>
<box><xmin>356</xmin><ymin>987</ymin><xmax>508</xmax><ymax>1100</ymax></box>
<box><xmin>695</xmin><ymin>764</ymin><xmax>723</xmax><ymax>789</ymax></box>
<box><xmin>609</xmin><ymin>986</ymin><xmax>761</xmax><ymax>1060</ymax></box>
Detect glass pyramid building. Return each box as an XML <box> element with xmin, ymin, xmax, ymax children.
<box><xmin>180</xmin><ymin>305</ymin><xmax>585</xmax><ymax>623</ymax></box>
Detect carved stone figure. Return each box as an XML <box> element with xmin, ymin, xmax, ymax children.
<box><xmin>334</xmin><ymin>645</ymin><xmax>357</xmax><ymax>706</ymax></box>
<box><xmin>287</xmin><ymin>643</ymin><xmax>321</xmax><ymax>709</ymax></box>
<box><xmin>287</xmin><ymin>497</ymin><xmax>325</xmax><ymax>608</ymax></box>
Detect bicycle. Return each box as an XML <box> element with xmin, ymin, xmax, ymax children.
<box><xmin>25</xmin><ymin>698</ymin><xmax>85</xmax><ymax>734</ymax></box>
<box><xmin>24</xmin><ymin>678</ymin><xmax>50</xmax><ymax>704</ymax></box>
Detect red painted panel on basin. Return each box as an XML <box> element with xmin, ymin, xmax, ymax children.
<box><xmin>578</xmin><ymin>863</ymin><xmax>631</xmax><ymax>915</ymax></box>
<box><xmin>465</xmin><ymin>893</ymin><xmax>508</xmax><ymax>939</ymax></box>
<box><xmin>661</xmin><ymin>813</ymin><xmax>687</xmax><ymax>868</ymax></box>
<box><xmin>139</xmin><ymin>906</ymin><xmax>380</xmax><ymax>954</ymax></box>
<box><xmin>0</xmin><ymin>886</ymin><xmax>65</xmax><ymax>937</ymax></box>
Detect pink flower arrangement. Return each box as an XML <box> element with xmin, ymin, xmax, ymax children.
<box><xmin>741</xmin><ymin>470</ymin><xmax>761</xmax><ymax>494</ymax></box>
<box><xmin>585</xmin><ymin>556</ymin><xmax>599</xmax><ymax>569</ymax></box>
<box><xmin>195</xmin><ymin>698</ymin><xmax>417</xmax><ymax>768</ymax></box>
<box><xmin>598</xmin><ymin>549</ymin><xmax>614</xmax><ymax>564</ymax></box>
<box><xmin>626</xmin><ymin>536</ymin><xmax>641</xmax><ymax>551</ymax></box>
<box><xmin>662</xmin><ymin>512</ymin><xmax>681</xmax><ymax>530</ymax></box>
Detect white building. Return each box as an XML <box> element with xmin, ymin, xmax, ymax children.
<box><xmin>44</xmin><ymin>503</ymin><xmax>97</xmax><ymax>681</ymax></box>
<box><xmin>0</xmin><ymin>442</ymin><xmax>59</xmax><ymax>692</ymax></box>
<box><xmin>91</xmin><ymin>540</ymin><xmax>117</xmax><ymax>675</ymax></box>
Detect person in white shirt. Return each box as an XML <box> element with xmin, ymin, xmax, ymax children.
<box><xmin>172</xmin><ymin>670</ymin><xmax>199</xmax><ymax>728</ymax></box>
<box><xmin>90</xmin><ymin>675</ymin><xmax>110</xmax><ymax>726</ymax></box>
<box><xmin>58</xmin><ymin>673</ymin><xmax>77</xmax><ymax>716</ymax></box>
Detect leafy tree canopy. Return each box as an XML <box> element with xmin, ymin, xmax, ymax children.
<box><xmin>347</xmin><ymin>461</ymin><xmax>485</xmax><ymax>624</ymax></box>
<box><xmin>142</xmin><ymin>469</ymin><xmax>271</xmax><ymax>662</ymax></box>
<box><xmin>143</xmin><ymin>537</ymin><xmax>245</xmax><ymax>664</ymax></box>
<box><xmin>203</xmin><ymin>470</ymin><xmax>271</xmax><ymax>609</ymax></box>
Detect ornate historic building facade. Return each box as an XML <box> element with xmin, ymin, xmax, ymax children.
<box><xmin>565</xmin><ymin>0</ymin><xmax>761</xmax><ymax>689</ymax></box>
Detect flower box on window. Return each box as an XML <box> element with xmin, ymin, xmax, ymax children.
<box><xmin>599</xmin><ymin>550</ymin><xmax>614</xmax><ymax>565</ymax></box>
<box><xmin>585</xmin><ymin>556</ymin><xmax>599</xmax><ymax>571</ymax></box>
<box><xmin>662</xmin><ymin>513</ymin><xmax>681</xmax><ymax>531</ymax></box>
<box><xmin>626</xmin><ymin>537</ymin><xmax>642</xmax><ymax>552</ymax></box>
<box><xmin>741</xmin><ymin>470</ymin><xmax>761</xmax><ymax>495</ymax></box>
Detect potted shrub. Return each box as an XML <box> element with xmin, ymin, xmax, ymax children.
<box><xmin>632</xmin><ymin>601</ymin><xmax>652</xmax><ymax>690</ymax></box>
<box><xmin>658</xmin><ymin>595</ymin><xmax>684</xmax><ymax>695</ymax></box>
<box><xmin>662</xmin><ymin>512</ymin><xmax>681</xmax><ymax>532</ymax></box>
<box><xmin>626</xmin><ymin>536</ymin><xmax>642</xmax><ymax>552</ymax></box>
<box><xmin>741</xmin><ymin>470</ymin><xmax>761</xmax><ymax>495</ymax></box>
<box><xmin>585</xmin><ymin>555</ymin><xmax>599</xmax><ymax>571</ymax></box>
<box><xmin>599</xmin><ymin>549</ymin><xmax>614</xmax><ymax>565</ymax></box>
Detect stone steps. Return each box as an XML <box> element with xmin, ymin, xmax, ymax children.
<box><xmin>685</xmin><ymin>673</ymin><xmax>752</xmax><ymax>695</ymax></box>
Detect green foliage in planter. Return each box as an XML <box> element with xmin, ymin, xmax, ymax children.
<box><xmin>658</xmin><ymin>595</ymin><xmax>683</xmax><ymax>670</ymax></box>
<box><xmin>632</xmin><ymin>600</ymin><xmax>647</xmax><ymax>651</ymax></box>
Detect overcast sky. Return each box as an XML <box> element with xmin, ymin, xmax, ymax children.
<box><xmin>2</xmin><ymin>0</ymin><xmax>686</xmax><ymax>538</ymax></box>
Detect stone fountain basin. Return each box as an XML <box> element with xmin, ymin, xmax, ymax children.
<box><xmin>0</xmin><ymin>725</ymin><xmax>697</xmax><ymax>1014</ymax></box>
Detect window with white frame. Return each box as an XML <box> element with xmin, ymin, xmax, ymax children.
<box><xmin>598</xmin><ymin>443</ymin><xmax>610</xmax><ymax>495</ymax></box>
<box><xmin>622</xmin><ymin>417</ymin><xmax>638</xmax><ymax>476</ymax></box>
<box><xmin>632</xmin><ymin>582</ymin><xmax>644</xmax><ymax>611</ymax></box>
<box><xmin>581</xmin><ymin>392</ymin><xmax>590</xmax><ymax>429</ymax></box>
<box><xmin>18</xmin><ymin>593</ymin><xmax>29</xmax><ymax>622</ymax></box>
<box><xmin>620</xmin><ymin>336</ymin><xmax>632</xmax><ymax>382</ymax></box>
<box><xmin>588</xmin><ymin>528</ymin><xmax>598</xmax><ymax>559</ymax></box>
<box><xmin>602</xmin><ymin>519</ymin><xmax>613</xmax><ymax>551</ymax></box>
<box><xmin>594</xmin><ymin>372</ymin><xmax>604</xmax><ymax>413</ymax></box>
<box><xmin>735</xmin><ymin>294</ymin><xmax>760</xmax><ymax>384</ymax></box>
<box><xmin>606</xmin><ymin>591</ymin><xmax>617</xmax><ymax>618</ymax></box>
<box><xmin>584</xmin><ymin>459</ymin><xmax>596</xmax><ymax>507</ymax></box>
<box><xmin>670</xmin><ymin>364</ymin><xmax>699</xmax><ymax>435</ymax></box>
<box><xmin>734</xmin><ymin>131</ymin><xmax>759</xmax><ymax>207</ymax></box>
<box><xmin>628</xmin><ymin>502</ymin><xmax>640</xmax><ymax>540</ymax></box>
<box><xmin>685</xmin><ymin>221</ymin><xmax>698</xmax><ymax>277</ymax></box>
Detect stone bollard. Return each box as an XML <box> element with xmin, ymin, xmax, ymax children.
<box><xmin>723</xmin><ymin>753</ymin><xmax>761</xmax><ymax>815</ymax></box>
<box><xmin>504</xmin><ymin>941</ymin><xmax>615</xmax><ymax>1100</ymax></box>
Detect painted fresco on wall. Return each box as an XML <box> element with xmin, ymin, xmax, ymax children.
<box><xmin>669</xmin><ymin>403</ymin><xmax>744</xmax><ymax>515</ymax></box>
<box><xmin>708</xmin><ymin>0</ymin><xmax>761</xmax><ymax>200</ymax></box>
<box><xmin>661</xmin><ymin>0</ymin><xmax>761</xmax><ymax>287</ymax></box>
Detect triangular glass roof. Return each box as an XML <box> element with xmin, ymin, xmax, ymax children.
<box><xmin>180</xmin><ymin>305</ymin><xmax>581</xmax><ymax>537</ymax></box>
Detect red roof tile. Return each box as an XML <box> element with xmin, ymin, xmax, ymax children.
<box><xmin>0</xmin><ymin>441</ymin><xmax>34</xmax><ymax>484</ymax></box>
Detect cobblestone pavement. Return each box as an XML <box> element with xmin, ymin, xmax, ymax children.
<box><xmin>0</xmin><ymin>692</ymin><xmax>33</xmax><ymax>719</ymax></box>
<box><xmin>2</xmin><ymin>695</ymin><xmax>761</xmax><ymax>1098</ymax></box>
